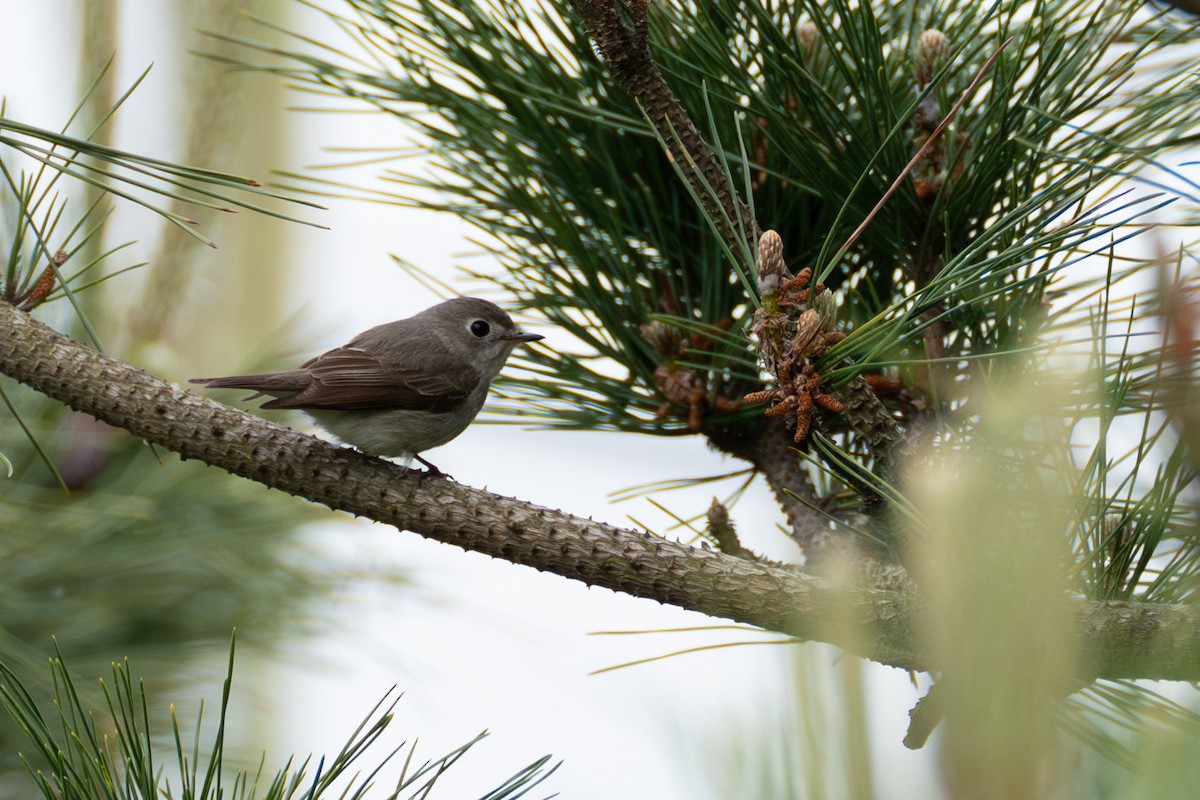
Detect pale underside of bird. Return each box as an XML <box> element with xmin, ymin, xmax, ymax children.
<box><xmin>191</xmin><ymin>297</ymin><xmax>542</xmax><ymax>474</ymax></box>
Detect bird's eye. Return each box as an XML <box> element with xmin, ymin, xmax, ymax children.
<box><xmin>469</xmin><ymin>319</ymin><xmax>491</xmax><ymax>338</ymax></box>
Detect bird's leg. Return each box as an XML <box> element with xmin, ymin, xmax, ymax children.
<box><xmin>414</xmin><ymin>454</ymin><xmax>451</xmax><ymax>480</ymax></box>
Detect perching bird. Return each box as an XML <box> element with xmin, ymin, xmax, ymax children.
<box><xmin>191</xmin><ymin>297</ymin><xmax>542</xmax><ymax>474</ymax></box>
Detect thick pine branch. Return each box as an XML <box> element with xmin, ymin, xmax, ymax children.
<box><xmin>1</xmin><ymin>299</ymin><xmax>1199</xmax><ymax>682</ymax></box>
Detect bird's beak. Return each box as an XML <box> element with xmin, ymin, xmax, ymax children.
<box><xmin>505</xmin><ymin>330</ymin><xmax>544</xmax><ymax>343</ymax></box>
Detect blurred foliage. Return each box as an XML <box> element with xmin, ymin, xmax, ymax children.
<box><xmin>0</xmin><ymin>6</ymin><xmax>327</xmax><ymax>606</ymax></box>
<box><xmin>0</xmin><ymin>383</ymin><xmax>324</xmax><ymax>657</ymax></box>
<box><xmin>701</xmin><ymin>647</ymin><xmax>875</xmax><ymax>800</ymax></box>
<box><xmin>0</xmin><ymin>3</ymin><xmax>358</xmax><ymax>796</ymax></box>
<box><xmin>0</xmin><ymin>89</ymin><xmax>320</xmax><ymax>253</ymax></box>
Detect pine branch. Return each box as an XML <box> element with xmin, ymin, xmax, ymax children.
<box><xmin>568</xmin><ymin>0</ymin><xmax>760</xmax><ymax>259</ymax></box>
<box><xmin>566</xmin><ymin>2</ymin><xmax>910</xmax><ymax>534</ymax></box>
<box><xmin>3</xmin><ymin>298</ymin><xmax>1200</xmax><ymax>682</ymax></box>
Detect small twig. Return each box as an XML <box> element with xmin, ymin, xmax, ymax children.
<box><xmin>904</xmin><ymin>681</ymin><xmax>944</xmax><ymax>749</ymax></box>
<box><xmin>837</xmin><ymin>37</ymin><xmax>1013</xmax><ymax>258</ymax></box>
<box><xmin>705</xmin><ymin>497</ymin><xmax>746</xmax><ymax>557</ymax></box>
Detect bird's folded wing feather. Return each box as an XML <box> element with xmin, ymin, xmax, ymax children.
<box><xmin>257</xmin><ymin>346</ymin><xmax>475</xmax><ymax>412</ymax></box>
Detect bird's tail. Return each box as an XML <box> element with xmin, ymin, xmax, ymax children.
<box><xmin>189</xmin><ymin>371</ymin><xmax>309</xmax><ymax>401</ymax></box>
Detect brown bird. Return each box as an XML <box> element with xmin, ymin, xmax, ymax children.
<box><xmin>192</xmin><ymin>297</ymin><xmax>542</xmax><ymax>473</ymax></box>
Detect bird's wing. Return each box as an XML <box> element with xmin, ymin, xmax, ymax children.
<box><xmin>257</xmin><ymin>345</ymin><xmax>476</xmax><ymax>412</ymax></box>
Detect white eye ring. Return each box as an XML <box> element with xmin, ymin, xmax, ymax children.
<box><xmin>469</xmin><ymin>319</ymin><xmax>491</xmax><ymax>338</ymax></box>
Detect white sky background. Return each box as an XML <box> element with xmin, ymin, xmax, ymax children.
<box><xmin>0</xmin><ymin>1</ymin><xmax>948</xmax><ymax>798</ymax></box>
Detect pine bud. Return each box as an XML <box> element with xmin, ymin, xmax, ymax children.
<box><xmin>796</xmin><ymin>21</ymin><xmax>820</xmax><ymax>55</ymax></box>
<box><xmin>639</xmin><ymin>319</ymin><xmax>685</xmax><ymax>359</ymax></box>
<box><xmin>915</xmin><ymin>29</ymin><xmax>949</xmax><ymax>87</ymax></box>
<box><xmin>757</xmin><ymin>229</ymin><xmax>785</xmax><ymax>298</ymax></box>
<box><xmin>814</xmin><ymin>289</ymin><xmax>838</xmax><ymax>332</ymax></box>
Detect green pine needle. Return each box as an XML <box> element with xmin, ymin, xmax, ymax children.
<box><xmin>0</xmin><ymin>637</ymin><xmax>559</xmax><ymax>800</ymax></box>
